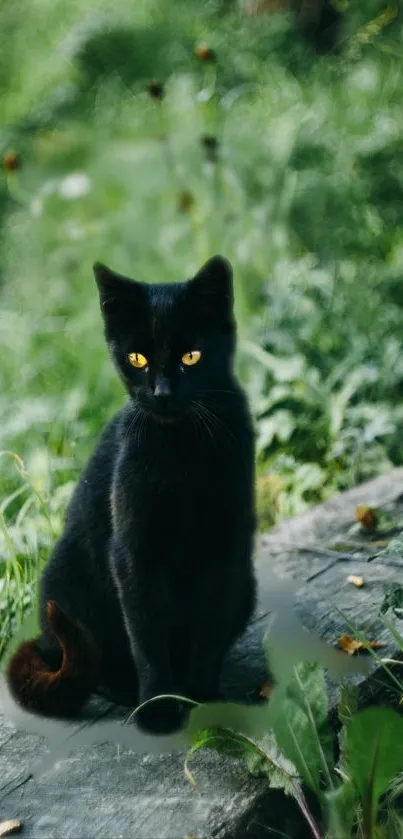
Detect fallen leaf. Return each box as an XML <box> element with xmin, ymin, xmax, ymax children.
<box><xmin>347</xmin><ymin>575</ymin><xmax>365</xmax><ymax>588</ymax></box>
<box><xmin>355</xmin><ymin>504</ymin><xmax>378</xmax><ymax>530</ymax></box>
<box><xmin>259</xmin><ymin>682</ymin><xmax>274</xmax><ymax>699</ymax></box>
<box><xmin>337</xmin><ymin>633</ymin><xmax>384</xmax><ymax>655</ymax></box>
<box><xmin>0</xmin><ymin>821</ymin><xmax>22</xmax><ymax>837</ymax></box>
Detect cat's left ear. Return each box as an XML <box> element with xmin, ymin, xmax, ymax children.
<box><xmin>93</xmin><ymin>262</ymin><xmax>144</xmax><ymax>316</ymax></box>
<box><xmin>188</xmin><ymin>255</ymin><xmax>234</xmax><ymax>328</ymax></box>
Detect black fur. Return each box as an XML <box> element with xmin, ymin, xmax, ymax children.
<box><xmin>8</xmin><ymin>255</ymin><xmax>257</xmax><ymax>733</ymax></box>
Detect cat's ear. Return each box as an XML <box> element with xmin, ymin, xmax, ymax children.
<box><xmin>93</xmin><ymin>263</ymin><xmax>144</xmax><ymax>315</ymax></box>
<box><xmin>188</xmin><ymin>255</ymin><xmax>234</xmax><ymax>328</ymax></box>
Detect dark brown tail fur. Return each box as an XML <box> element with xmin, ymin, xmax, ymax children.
<box><xmin>6</xmin><ymin>601</ymin><xmax>100</xmax><ymax>717</ymax></box>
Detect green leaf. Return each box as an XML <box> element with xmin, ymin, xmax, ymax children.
<box><xmin>329</xmin><ymin>366</ymin><xmax>377</xmax><ymax>437</ymax></box>
<box><xmin>271</xmin><ymin>662</ymin><xmax>335</xmax><ymax>794</ymax></box>
<box><xmin>338</xmin><ymin>681</ymin><xmax>360</xmax><ymax>769</ymax></box>
<box><xmin>345</xmin><ymin>707</ymin><xmax>403</xmax><ymax>837</ymax></box>
<box><xmin>244</xmin><ymin>732</ymin><xmax>298</xmax><ymax>795</ymax></box>
<box><xmin>338</xmin><ymin>681</ymin><xmax>359</xmax><ymax>729</ymax></box>
<box><xmin>187</xmin><ymin>727</ymin><xmax>298</xmax><ymax>798</ymax></box>
<box><xmin>377</xmin><ymin>538</ymin><xmax>403</xmax><ymax>561</ymax></box>
<box><xmin>241</xmin><ymin>340</ymin><xmax>306</xmax><ymax>383</ymax></box>
<box><xmin>256</xmin><ymin>411</ymin><xmax>296</xmax><ymax>452</ymax></box>
<box><xmin>324</xmin><ymin>781</ymin><xmax>358</xmax><ymax>839</ymax></box>
<box><xmin>380</xmin><ymin>582</ymin><xmax>403</xmax><ymax>619</ymax></box>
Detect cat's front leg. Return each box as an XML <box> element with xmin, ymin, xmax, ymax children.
<box><xmin>110</xmin><ymin>538</ymin><xmax>186</xmax><ymax>733</ymax></box>
<box><xmin>185</xmin><ymin>567</ymin><xmax>255</xmax><ymax>704</ymax></box>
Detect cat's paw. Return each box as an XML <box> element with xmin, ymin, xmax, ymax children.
<box><xmin>135</xmin><ymin>696</ymin><xmax>188</xmax><ymax>735</ymax></box>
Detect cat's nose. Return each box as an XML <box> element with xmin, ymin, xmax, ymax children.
<box><xmin>153</xmin><ymin>376</ymin><xmax>171</xmax><ymax>399</ymax></box>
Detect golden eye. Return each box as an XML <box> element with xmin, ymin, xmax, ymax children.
<box><xmin>182</xmin><ymin>350</ymin><xmax>201</xmax><ymax>366</ymax></box>
<box><xmin>128</xmin><ymin>352</ymin><xmax>148</xmax><ymax>369</ymax></box>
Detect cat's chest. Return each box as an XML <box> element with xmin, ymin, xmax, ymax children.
<box><xmin>113</xmin><ymin>437</ymin><xmax>242</xmax><ymax>519</ymax></box>
<box><xmin>120</xmin><ymin>447</ymin><xmax>230</xmax><ymax>496</ymax></box>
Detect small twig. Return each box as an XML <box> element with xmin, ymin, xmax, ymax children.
<box><xmin>299</xmin><ymin>546</ymin><xmax>369</xmax><ymax>562</ymax></box>
<box><xmin>294</xmin><ymin>544</ymin><xmax>403</xmax><ymax>580</ymax></box>
<box><xmin>303</xmin><ymin>546</ymin><xmax>371</xmax><ymax>583</ymax></box>
<box><xmin>305</xmin><ymin>560</ymin><xmax>341</xmax><ymax>583</ymax></box>
<box><xmin>366</xmin><ymin>553</ymin><xmax>403</xmax><ymax>565</ymax></box>
<box><xmin>331</xmin><ymin>538</ymin><xmax>389</xmax><ymax>550</ymax></box>
<box><xmin>0</xmin><ymin>773</ymin><xmax>32</xmax><ymax>800</ymax></box>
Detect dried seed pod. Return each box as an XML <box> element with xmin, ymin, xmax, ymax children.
<box><xmin>177</xmin><ymin>190</ymin><xmax>195</xmax><ymax>213</ymax></box>
<box><xmin>3</xmin><ymin>151</ymin><xmax>19</xmax><ymax>172</ymax></box>
<box><xmin>201</xmin><ymin>135</ymin><xmax>219</xmax><ymax>163</ymax></box>
<box><xmin>147</xmin><ymin>80</ymin><xmax>164</xmax><ymax>101</ymax></box>
<box><xmin>194</xmin><ymin>42</ymin><xmax>216</xmax><ymax>62</ymax></box>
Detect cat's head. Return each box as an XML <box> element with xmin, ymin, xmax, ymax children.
<box><xmin>93</xmin><ymin>256</ymin><xmax>236</xmax><ymax>422</ymax></box>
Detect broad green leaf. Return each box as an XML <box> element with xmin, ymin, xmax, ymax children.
<box><xmin>187</xmin><ymin>728</ymin><xmax>298</xmax><ymax>798</ymax></box>
<box><xmin>345</xmin><ymin>707</ymin><xmax>403</xmax><ymax>836</ymax></box>
<box><xmin>244</xmin><ymin>732</ymin><xmax>298</xmax><ymax>795</ymax></box>
<box><xmin>256</xmin><ymin>411</ymin><xmax>296</xmax><ymax>452</ymax></box>
<box><xmin>329</xmin><ymin>366</ymin><xmax>377</xmax><ymax>437</ymax></box>
<box><xmin>241</xmin><ymin>341</ymin><xmax>306</xmax><ymax>382</ymax></box>
<box><xmin>271</xmin><ymin>662</ymin><xmax>334</xmax><ymax>794</ymax></box>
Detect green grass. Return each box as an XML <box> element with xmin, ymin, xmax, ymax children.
<box><xmin>0</xmin><ymin>0</ymin><xmax>403</xmax><ymax>651</ymax></box>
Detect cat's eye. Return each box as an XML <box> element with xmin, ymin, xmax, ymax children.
<box><xmin>128</xmin><ymin>352</ymin><xmax>148</xmax><ymax>369</ymax></box>
<box><xmin>182</xmin><ymin>350</ymin><xmax>202</xmax><ymax>366</ymax></box>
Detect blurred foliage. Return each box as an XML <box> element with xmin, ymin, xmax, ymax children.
<box><xmin>0</xmin><ymin>0</ymin><xmax>403</xmax><ymax>639</ymax></box>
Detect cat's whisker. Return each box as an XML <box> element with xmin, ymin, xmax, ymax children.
<box><xmin>188</xmin><ymin>404</ymin><xmax>204</xmax><ymax>444</ymax></box>
<box><xmin>133</xmin><ymin>412</ymin><xmax>144</xmax><ymax>449</ymax></box>
<box><xmin>194</xmin><ymin>403</ymin><xmax>221</xmax><ymax>444</ymax></box>
<box><xmin>190</xmin><ymin>401</ymin><xmax>218</xmax><ymax>448</ymax></box>
<box><xmin>123</xmin><ymin>405</ymin><xmax>147</xmax><ymax>446</ymax></box>
<box><xmin>196</xmin><ymin>399</ymin><xmax>237</xmax><ymax>447</ymax></box>
<box><xmin>190</xmin><ymin>403</ymin><xmax>215</xmax><ymax>447</ymax></box>
<box><xmin>192</xmin><ymin>399</ymin><xmax>236</xmax><ymax>452</ymax></box>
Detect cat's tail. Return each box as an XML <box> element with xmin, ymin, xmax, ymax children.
<box><xmin>6</xmin><ymin>601</ymin><xmax>100</xmax><ymax>717</ymax></box>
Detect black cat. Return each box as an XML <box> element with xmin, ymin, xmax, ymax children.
<box><xmin>7</xmin><ymin>255</ymin><xmax>257</xmax><ymax>733</ymax></box>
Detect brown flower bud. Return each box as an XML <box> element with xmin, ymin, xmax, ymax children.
<box><xmin>201</xmin><ymin>135</ymin><xmax>219</xmax><ymax>162</ymax></box>
<box><xmin>194</xmin><ymin>42</ymin><xmax>216</xmax><ymax>62</ymax></box>
<box><xmin>147</xmin><ymin>80</ymin><xmax>164</xmax><ymax>101</ymax></box>
<box><xmin>177</xmin><ymin>190</ymin><xmax>195</xmax><ymax>213</ymax></box>
<box><xmin>3</xmin><ymin>151</ymin><xmax>19</xmax><ymax>172</ymax></box>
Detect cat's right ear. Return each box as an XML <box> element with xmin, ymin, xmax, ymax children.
<box><xmin>93</xmin><ymin>263</ymin><xmax>144</xmax><ymax>315</ymax></box>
